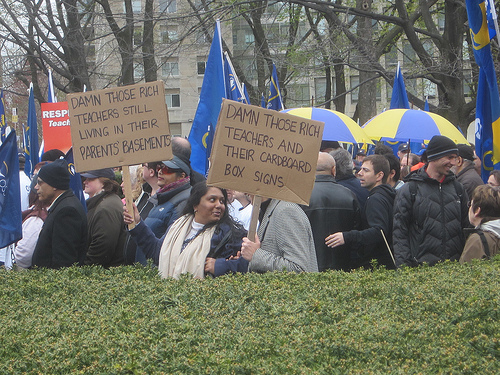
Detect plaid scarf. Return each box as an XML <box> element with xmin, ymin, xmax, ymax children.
<box><xmin>157</xmin><ymin>176</ymin><xmax>190</xmax><ymax>195</ymax></box>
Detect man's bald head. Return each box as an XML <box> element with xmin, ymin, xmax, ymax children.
<box><xmin>316</xmin><ymin>152</ymin><xmax>336</xmax><ymax>176</ymax></box>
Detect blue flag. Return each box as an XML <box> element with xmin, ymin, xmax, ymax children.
<box><xmin>224</xmin><ymin>52</ymin><xmax>245</xmax><ymax>103</ymax></box>
<box><xmin>188</xmin><ymin>20</ymin><xmax>226</xmax><ymax>175</ymax></box>
<box><xmin>261</xmin><ymin>93</ymin><xmax>266</xmax><ymax>108</ymax></box>
<box><xmin>424</xmin><ymin>97</ymin><xmax>430</xmax><ymax>111</ymax></box>
<box><xmin>65</xmin><ymin>148</ymin><xmax>87</xmax><ymax>212</ymax></box>
<box><xmin>466</xmin><ymin>0</ymin><xmax>500</xmax><ymax>182</ymax></box>
<box><xmin>486</xmin><ymin>0</ymin><xmax>497</xmax><ymax>40</ymax></box>
<box><xmin>0</xmin><ymin>131</ymin><xmax>22</xmax><ymax>248</ymax></box>
<box><xmin>24</xmin><ymin>85</ymin><xmax>40</xmax><ymax>178</ymax></box>
<box><xmin>390</xmin><ymin>63</ymin><xmax>410</xmax><ymax>109</ymax></box>
<box><xmin>267</xmin><ymin>64</ymin><xmax>284</xmax><ymax>111</ymax></box>
<box><xmin>0</xmin><ymin>90</ymin><xmax>7</xmax><ymax>142</ymax></box>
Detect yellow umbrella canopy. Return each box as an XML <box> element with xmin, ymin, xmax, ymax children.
<box><xmin>282</xmin><ymin>107</ymin><xmax>374</xmax><ymax>144</ymax></box>
<box><xmin>362</xmin><ymin>109</ymin><xmax>469</xmax><ymax>144</ymax></box>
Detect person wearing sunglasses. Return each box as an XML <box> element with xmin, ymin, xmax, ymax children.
<box><xmin>135</xmin><ymin>157</ymin><xmax>193</xmax><ymax>265</ymax></box>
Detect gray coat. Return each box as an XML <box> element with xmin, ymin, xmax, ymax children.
<box><xmin>249</xmin><ymin>199</ymin><xmax>318</xmax><ymax>273</ymax></box>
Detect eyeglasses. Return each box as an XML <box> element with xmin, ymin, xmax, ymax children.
<box><xmin>156</xmin><ymin>165</ymin><xmax>181</xmax><ymax>174</ymax></box>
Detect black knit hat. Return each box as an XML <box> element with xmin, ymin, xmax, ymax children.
<box><xmin>457</xmin><ymin>144</ymin><xmax>475</xmax><ymax>161</ymax></box>
<box><xmin>37</xmin><ymin>159</ymin><xmax>70</xmax><ymax>190</ymax></box>
<box><xmin>425</xmin><ymin>135</ymin><xmax>458</xmax><ymax>161</ymax></box>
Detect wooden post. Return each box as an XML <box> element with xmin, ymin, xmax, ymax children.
<box><xmin>247</xmin><ymin>195</ymin><xmax>262</xmax><ymax>242</ymax></box>
<box><xmin>121</xmin><ymin>166</ymin><xmax>135</xmax><ymax>230</ymax></box>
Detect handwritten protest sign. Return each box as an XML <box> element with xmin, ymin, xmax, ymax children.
<box><xmin>207</xmin><ymin>99</ymin><xmax>324</xmax><ymax>205</ymax></box>
<box><xmin>67</xmin><ymin>81</ymin><xmax>172</xmax><ymax>172</ymax></box>
<box><xmin>41</xmin><ymin>102</ymin><xmax>72</xmax><ymax>154</ymax></box>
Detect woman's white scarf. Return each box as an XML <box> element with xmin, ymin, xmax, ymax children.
<box><xmin>158</xmin><ymin>214</ymin><xmax>216</xmax><ymax>279</ymax></box>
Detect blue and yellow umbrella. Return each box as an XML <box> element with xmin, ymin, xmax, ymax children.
<box><xmin>282</xmin><ymin>107</ymin><xmax>374</xmax><ymax>144</ymax></box>
<box><xmin>362</xmin><ymin>109</ymin><xmax>469</xmax><ymax>144</ymax></box>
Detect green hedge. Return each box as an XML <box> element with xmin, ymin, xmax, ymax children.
<box><xmin>0</xmin><ymin>259</ymin><xmax>499</xmax><ymax>374</ymax></box>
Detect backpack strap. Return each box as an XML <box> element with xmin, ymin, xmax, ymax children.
<box><xmin>477</xmin><ymin>230</ymin><xmax>491</xmax><ymax>259</ymax></box>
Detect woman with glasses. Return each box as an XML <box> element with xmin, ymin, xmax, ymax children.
<box><xmin>124</xmin><ymin>182</ymin><xmax>247</xmax><ymax>279</ymax></box>
<box><xmin>460</xmin><ymin>184</ymin><xmax>500</xmax><ymax>263</ymax></box>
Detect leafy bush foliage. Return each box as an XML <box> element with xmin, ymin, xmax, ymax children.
<box><xmin>0</xmin><ymin>259</ymin><xmax>499</xmax><ymax>374</ymax></box>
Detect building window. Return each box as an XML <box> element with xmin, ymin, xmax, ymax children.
<box><xmin>197</xmin><ymin>61</ymin><xmax>206</xmax><ymax>75</ymax></box>
<box><xmin>385</xmin><ymin>46</ymin><xmax>398</xmax><ymax>67</ymax></box>
<box><xmin>132</xmin><ymin>0</ymin><xmax>141</xmax><ymax>13</ymax></box>
<box><xmin>350</xmin><ymin>76</ymin><xmax>359</xmax><ymax>102</ymax></box>
<box><xmin>244</xmin><ymin>32</ymin><xmax>254</xmax><ymax>44</ymax></box>
<box><xmin>196</xmin><ymin>30</ymin><xmax>207</xmax><ymax>44</ymax></box>
<box><xmin>134</xmin><ymin>28</ymin><xmax>142</xmax><ymax>46</ymax></box>
<box><xmin>162</xmin><ymin>60</ymin><xmax>179</xmax><ymax>77</ymax></box>
<box><xmin>160</xmin><ymin>0</ymin><xmax>176</xmax><ymax>13</ymax></box>
<box><xmin>166</xmin><ymin>91</ymin><xmax>180</xmax><ymax>108</ymax></box>
<box><xmin>134</xmin><ymin>63</ymin><xmax>144</xmax><ymax>81</ymax></box>
<box><xmin>287</xmin><ymin>84</ymin><xmax>310</xmax><ymax>107</ymax></box>
<box><xmin>160</xmin><ymin>26</ymin><xmax>178</xmax><ymax>43</ymax></box>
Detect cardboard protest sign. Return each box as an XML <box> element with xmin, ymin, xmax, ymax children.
<box><xmin>41</xmin><ymin>102</ymin><xmax>72</xmax><ymax>154</ymax></box>
<box><xmin>67</xmin><ymin>81</ymin><xmax>172</xmax><ymax>172</ymax></box>
<box><xmin>207</xmin><ymin>99</ymin><xmax>324</xmax><ymax>205</ymax></box>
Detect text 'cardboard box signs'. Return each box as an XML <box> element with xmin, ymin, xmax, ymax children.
<box><xmin>208</xmin><ymin>99</ymin><xmax>324</xmax><ymax>205</ymax></box>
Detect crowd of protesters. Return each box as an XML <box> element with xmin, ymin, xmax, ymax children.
<box><xmin>5</xmin><ymin>134</ymin><xmax>500</xmax><ymax>278</ymax></box>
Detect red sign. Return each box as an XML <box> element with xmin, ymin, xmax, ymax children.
<box><xmin>41</xmin><ymin>102</ymin><xmax>72</xmax><ymax>154</ymax></box>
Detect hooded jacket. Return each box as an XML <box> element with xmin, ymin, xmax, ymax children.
<box><xmin>342</xmin><ymin>184</ymin><xmax>396</xmax><ymax>269</ymax></box>
<box><xmin>460</xmin><ymin>219</ymin><xmax>500</xmax><ymax>263</ymax></box>
<box><xmin>393</xmin><ymin>167</ymin><xmax>469</xmax><ymax>267</ymax></box>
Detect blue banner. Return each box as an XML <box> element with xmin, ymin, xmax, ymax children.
<box><xmin>0</xmin><ymin>131</ymin><xmax>22</xmax><ymax>248</ymax></box>
<box><xmin>267</xmin><ymin>64</ymin><xmax>284</xmax><ymax>111</ymax></box>
<box><xmin>389</xmin><ymin>64</ymin><xmax>410</xmax><ymax>109</ymax></box>
<box><xmin>188</xmin><ymin>21</ymin><xmax>226</xmax><ymax>175</ymax></box>
<box><xmin>466</xmin><ymin>0</ymin><xmax>500</xmax><ymax>182</ymax></box>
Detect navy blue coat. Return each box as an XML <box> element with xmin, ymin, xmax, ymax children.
<box><xmin>32</xmin><ymin>190</ymin><xmax>88</xmax><ymax>269</ymax></box>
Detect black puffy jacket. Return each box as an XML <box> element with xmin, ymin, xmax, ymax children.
<box><xmin>393</xmin><ymin>168</ymin><xmax>469</xmax><ymax>267</ymax></box>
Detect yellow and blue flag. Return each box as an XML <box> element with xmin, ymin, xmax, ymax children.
<box><xmin>224</xmin><ymin>52</ymin><xmax>248</xmax><ymax>104</ymax></box>
<box><xmin>267</xmin><ymin>64</ymin><xmax>284</xmax><ymax>111</ymax></box>
<box><xmin>0</xmin><ymin>131</ymin><xmax>22</xmax><ymax>248</ymax></box>
<box><xmin>188</xmin><ymin>21</ymin><xmax>226</xmax><ymax>175</ymax></box>
<box><xmin>466</xmin><ymin>0</ymin><xmax>500</xmax><ymax>182</ymax></box>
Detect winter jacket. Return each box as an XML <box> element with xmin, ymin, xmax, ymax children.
<box><xmin>456</xmin><ymin>163</ymin><xmax>484</xmax><ymax>202</ymax></box>
<box><xmin>32</xmin><ymin>190</ymin><xmax>88</xmax><ymax>269</ymax></box>
<box><xmin>144</xmin><ymin>182</ymin><xmax>191</xmax><ymax>238</ymax></box>
<box><xmin>343</xmin><ymin>184</ymin><xmax>396</xmax><ymax>269</ymax></box>
<box><xmin>393</xmin><ymin>167</ymin><xmax>469</xmax><ymax>267</ymax></box>
<box><xmin>85</xmin><ymin>191</ymin><xmax>126</xmax><ymax>267</ymax></box>
<box><xmin>460</xmin><ymin>219</ymin><xmax>500</xmax><ymax>263</ymax></box>
<box><xmin>134</xmin><ymin>182</ymin><xmax>191</xmax><ymax>265</ymax></box>
<box><xmin>129</xmin><ymin>217</ymin><xmax>246</xmax><ymax>274</ymax></box>
<box><xmin>301</xmin><ymin>174</ymin><xmax>361</xmax><ymax>271</ymax></box>
<box><xmin>336</xmin><ymin>174</ymin><xmax>369</xmax><ymax>211</ymax></box>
